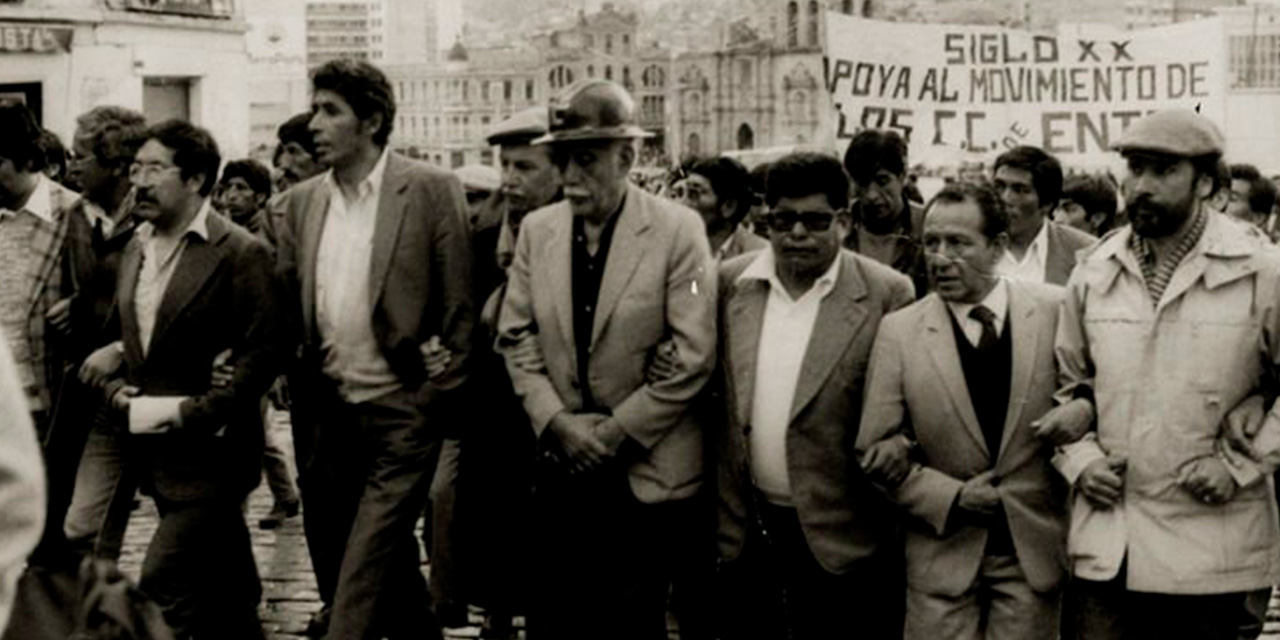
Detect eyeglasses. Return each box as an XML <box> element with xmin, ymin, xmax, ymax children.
<box><xmin>128</xmin><ymin>162</ymin><xmax>180</xmax><ymax>181</ymax></box>
<box><xmin>765</xmin><ymin>209</ymin><xmax>837</xmax><ymax>233</ymax></box>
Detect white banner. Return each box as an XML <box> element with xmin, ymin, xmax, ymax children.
<box><xmin>824</xmin><ymin>15</ymin><xmax>1226</xmax><ymax>168</ymax></box>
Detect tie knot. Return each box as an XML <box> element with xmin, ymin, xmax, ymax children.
<box><xmin>969</xmin><ymin>305</ymin><xmax>996</xmax><ymax>326</ymax></box>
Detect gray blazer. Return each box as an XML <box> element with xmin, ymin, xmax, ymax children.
<box><xmin>716</xmin><ymin>249</ymin><xmax>915</xmax><ymax>573</ymax></box>
<box><xmin>497</xmin><ymin>184</ymin><xmax>718</xmax><ymax>504</ymax></box>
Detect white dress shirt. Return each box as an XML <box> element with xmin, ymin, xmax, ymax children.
<box><xmin>314</xmin><ymin>148</ymin><xmax>401</xmax><ymax>403</ymax></box>
<box><xmin>133</xmin><ymin>200</ymin><xmax>212</xmax><ymax>357</ymax></box>
<box><xmin>741</xmin><ymin>249</ymin><xmax>841</xmax><ymax>506</ymax></box>
<box><xmin>997</xmin><ymin>219</ymin><xmax>1049</xmax><ymax>283</ymax></box>
<box><xmin>945</xmin><ymin>278</ymin><xmax>1009</xmax><ymax>348</ymax></box>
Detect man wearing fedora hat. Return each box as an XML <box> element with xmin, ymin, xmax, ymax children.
<box><xmin>496</xmin><ymin>79</ymin><xmax>717</xmax><ymax>640</ymax></box>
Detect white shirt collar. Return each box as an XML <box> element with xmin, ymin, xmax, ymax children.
<box><xmin>6</xmin><ymin>174</ymin><xmax>54</xmax><ymax>223</ymax></box>
<box><xmin>946</xmin><ymin>277</ymin><xmax>1009</xmax><ymax>330</ymax></box>
<box><xmin>1008</xmin><ymin>218</ymin><xmax>1049</xmax><ymax>265</ymax></box>
<box><xmin>325</xmin><ymin>146</ymin><xmax>390</xmax><ymax>204</ymax></box>
<box><xmin>136</xmin><ymin>198</ymin><xmax>213</xmax><ymax>243</ymax></box>
<box><xmin>739</xmin><ymin>247</ymin><xmax>842</xmax><ymax>302</ymax></box>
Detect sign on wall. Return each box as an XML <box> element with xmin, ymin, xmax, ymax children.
<box><xmin>123</xmin><ymin>0</ymin><xmax>233</xmax><ymax>19</ymax></box>
<box><xmin>0</xmin><ymin>23</ymin><xmax>72</xmax><ymax>53</ymax></box>
<box><xmin>824</xmin><ymin>14</ymin><xmax>1226</xmax><ymax>167</ymax></box>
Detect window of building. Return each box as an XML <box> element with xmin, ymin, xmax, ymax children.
<box><xmin>504</xmin><ymin>79</ymin><xmax>513</xmax><ymax>101</ymax></box>
<box><xmin>482</xmin><ymin>81</ymin><xmax>490</xmax><ymax>102</ymax></box>
<box><xmin>606</xmin><ymin>65</ymin><xmax>613</xmax><ymax>80</ymax></box>
<box><xmin>623</xmin><ymin>34</ymin><xmax>631</xmax><ymax>53</ymax></box>
<box><xmin>462</xmin><ymin>81</ymin><xmax>470</xmax><ymax>102</ymax></box>
<box><xmin>739</xmin><ymin>60</ymin><xmax>752</xmax><ymax>88</ymax></box>
<box><xmin>606</xmin><ymin>34</ymin><xmax>613</xmax><ymax>54</ymax></box>
<box><xmin>787</xmin><ymin>1</ymin><xmax>799</xmax><ymax>48</ymax></box>
<box><xmin>807</xmin><ymin>1</ymin><xmax>820</xmax><ymax>47</ymax></box>
<box><xmin>586</xmin><ymin>34</ymin><xmax>594</xmax><ymax>49</ymax></box>
<box><xmin>623</xmin><ymin>66</ymin><xmax>631</xmax><ymax>87</ymax></box>
<box><xmin>842</xmin><ymin>0</ymin><xmax>854</xmax><ymax>13</ymax></box>
<box><xmin>481</xmin><ymin>149</ymin><xmax>494</xmax><ymax>165</ymax></box>
<box><xmin>588</xmin><ymin>64</ymin><xmax>595</xmax><ymax>77</ymax></box>
<box><xmin>1230</xmin><ymin>34</ymin><xmax>1280</xmax><ymax>90</ymax></box>
<box><xmin>526</xmin><ymin>80</ymin><xmax>535</xmax><ymax>101</ymax></box>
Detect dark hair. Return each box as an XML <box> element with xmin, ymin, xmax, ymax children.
<box><xmin>311</xmin><ymin>60</ymin><xmax>396</xmax><ymax>147</ymax></box>
<box><xmin>843</xmin><ymin>129</ymin><xmax>908</xmax><ymax>184</ymax></box>
<box><xmin>75</xmin><ymin>105</ymin><xmax>148</xmax><ymax>169</ymax></box>
<box><xmin>38</xmin><ymin>129</ymin><xmax>66</xmax><ymax>178</ymax></box>
<box><xmin>681</xmin><ymin>155</ymin><xmax>753</xmax><ymax>223</ymax></box>
<box><xmin>1061</xmin><ymin>174</ymin><xmax>1117</xmax><ymax>220</ymax></box>
<box><xmin>220</xmin><ymin>159</ymin><xmax>273</xmax><ymax>197</ymax></box>
<box><xmin>765</xmin><ymin>152</ymin><xmax>850</xmax><ymax>211</ymax></box>
<box><xmin>925</xmin><ymin>182</ymin><xmax>1009</xmax><ymax>239</ymax></box>
<box><xmin>145</xmin><ymin>119</ymin><xmax>221</xmax><ymax>197</ymax></box>
<box><xmin>993</xmin><ymin>146</ymin><xmax>1063</xmax><ymax>205</ymax></box>
<box><xmin>0</xmin><ymin>102</ymin><xmax>45</xmax><ymax>172</ymax></box>
<box><xmin>1229</xmin><ymin>163</ymin><xmax>1278</xmax><ymax>215</ymax></box>
<box><xmin>277</xmin><ymin>112</ymin><xmax>317</xmax><ymax>158</ymax></box>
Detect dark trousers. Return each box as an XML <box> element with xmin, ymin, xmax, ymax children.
<box><xmin>302</xmin><ymin>386</ymin><xmax>443</xmax><ymax>640</ymax></box>
<box><xmin>1067</xmin><ymin>568</ymin><xmax>1271</xmax><ymax>640</ymax></box>
<box><xmin>716</xmin><ymin>500</ymin><xmax>904</xmax><ymax>640</ymax></box>
<box><xmin>525</xmin><ymin>465</ymin><xmax>696</xmax><ymax>640</ymax></box>
<box><xmin>139</xmin><ymin>497</ymin><xmax>264</xmax><ymax>640</ymax></box>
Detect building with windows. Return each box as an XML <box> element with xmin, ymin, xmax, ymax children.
<box><xmin>0</xmin><ymin>0</ymin><xmax>251</xmax><ymax>158</ymax></box>
<box><xmin>1220</xmin><ymin>4</ymin><xmax>1280</xmax><ymax>173</ymax></box>
<box><xmin>246</xmin><ymin>0</ymin><xmax>310</xmax><ymax>163</ymax></box>
<box><xmin>386</xmin><ymin>41</ymin><xmax>542</xmax><ymax>168</ymax></box>
<box><xmin>305</xmin><ymin>0</ymin><xmax>437</xmax><ymax>68</ymax></box>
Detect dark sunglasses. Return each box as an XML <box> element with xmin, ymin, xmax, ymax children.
<box><xmin>765</xmin><ymin>209</ymin><xmax>837</xmax><ymax>232</ymax></box>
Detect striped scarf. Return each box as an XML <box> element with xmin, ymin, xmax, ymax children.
<box><xmin>1128</xmin><ymin>208</ymin><xmax>1208</xmax><ymax>306</ymax></box>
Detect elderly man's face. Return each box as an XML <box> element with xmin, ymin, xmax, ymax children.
<box><xmin>554</xmin><ymin>139</ymin><xmax>632</xmax><ymax>220</ymax></box>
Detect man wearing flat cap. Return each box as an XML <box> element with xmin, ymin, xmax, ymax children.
<box><xmin>496</xmin><ymin>79</ymin><xmax>717</xmax><ymax>639</ymax></box>
<box><xmin>1051</xmin><ymin>109</ymin><xmax>1280</xmax><ymax>639</ymax></box>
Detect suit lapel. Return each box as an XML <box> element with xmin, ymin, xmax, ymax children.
<box><xmin>727</xmin><ymin>280</ymin><xmax>767</xmax><ymax>427</ymax></box>
<box><xmin>118</xmin><ymin>240</ymin><xmax>144</xmax><ymax>364</ymax></box>
<box><xmin>923</xmin><ymin>296</ymin><xmax>990</xmax><ymax>458</ymax></box>
<box><xmin>999</xmin><ymin>283</ymin><xmax>1042</xmax><ymax>460</ymax></box>
<box><xmin>591</xmin><ymin>186</ymin><xmax>650</xmax><ymax>347</ymax></box>
<box><xmin>548</xmin><ymin>208</ymin><xmax>576</xmax><ymax>357</ymax></box>
<box><xmin>789</xmin><ymin>254</ymin><xmax>868</xmax><ymax>422</ymax></box>
<box><xmin>368</xmin><ymin>154</ymin><xmax>410</xmax><ymax>306</ymax></box>
<box><xmin>300</xmin><ymin>182</ymin><xmax>332</xmax><ymax>343</ymax></box>
<box><xmin>149</xmin><ymin>216</ymin><xmax>227</xmax><ymax>352</ymax></box>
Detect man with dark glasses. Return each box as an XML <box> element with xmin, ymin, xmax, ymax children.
<box><xmin>713</xmin><ymin>152</ymin><xmax>915</xmax><ymax>640</ymax></box>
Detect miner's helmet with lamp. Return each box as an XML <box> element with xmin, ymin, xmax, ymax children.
<box><xmin>533</xmin><ymin>79</ymin><xmax>655</xmax><ymax>145</ymax></box>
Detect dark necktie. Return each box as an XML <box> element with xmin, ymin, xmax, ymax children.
<box><xmin>969</xmin><ymin>305</ymin><xmax>999</xmax><ymax>352</ymax></box>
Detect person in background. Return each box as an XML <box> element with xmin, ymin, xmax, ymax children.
<box><xmin>0</xmin><ymin>330</ymin><xmax>48</xmax><ymax>634</ymax></box>
<box><xmin>714</xmin><ymin>152</ymin><xmax>913</xmax><ymax>640</ymax></box>
<box><xmin>1054</xmin><ymin>174</ymin><xmax>1118</xmax><ymax>237</ymax></box>
<box><xmin>61</xmin><ymin>106</ymin><xmax>148</xmax><ymax>564</ymax></box>
<box><xmin>273</xmin><ymin>113</ymin><xmax>323</xmax><ymax>192</ymax></box>
<box><xmin>747</xmin><ymin>162</ymin><xmax>771</xmax><ymax>239</ymax></box>
<box><xmin>991</xmin><ymin>146</ymin><xmax>1096</xmax><ymax>285</ymax></box>
<box><xmin>456</xmin><ymin>163</ymin><xmax>502</xmax><ymax>231</ymax></box>
<box><xmin>1225</xmin><ymin>163</ymin><xmax>1277</xmax><ymax>234</ymax></box>
<box><xmin>842</xmin><ymin>129</ymin><xmax>929</xmax><ymax>297</ymax></box>
<box><xmin>671</xmin><ymin>156</ymin><xmax>766</xmax><ymax>262</ymax></box>
<box><xmin>37</xmin><ymin>130</ymin><xmax>68</xmax><ymax>188</ymax></box>
<box><xmin>216</xmin><ymin>160</ymin><xmax>274</xmax><ymax>238</ymax></box>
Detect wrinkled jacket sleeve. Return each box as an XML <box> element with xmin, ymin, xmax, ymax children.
<box><xmin>496</xmin><ymin>220</ymin><xmax>565</xmax><ymax>437</ymax></box>
<box><xmin>1221</xmin><ymin>260</ymin><xmax>1280</xmax><ymax>486</ymax></box>
<box><xmin>858</xmin><ymin>315</ymin><xmax>962</xmax><ymax>536</ymax></box>
<box><xmin>1052</xmin><ymin>268</ymin><xmax>1107</xmax><ymax>484</ymax></box>
<box><xmin>609</xmin><ymin>212</ymin><xmax>718</xmax><ymax>449</ymax></box>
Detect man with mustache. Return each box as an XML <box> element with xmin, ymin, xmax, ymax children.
<box><xmin>858</xmin><ymin>182</ymin><xmax>1069</xmax><ymax>640</ymax></box>
<box><xmin>991</xmin><ymin>146</ymin><xmax>1096</xmax><ymax>286</ymax></box>
<box><xmin>1053</xmin><ymin>109</ymin><xmax>1280</xmax><ymax>639</ymax></box>
<box><xmin>714</xmin><ymin>152</ymin><xmax>914</xmax><ymax>640</ymax></box>
<box><xmin>496</xmin><ymin>79</ymin><xmax>716</xmax><ymax>639</ymax></box>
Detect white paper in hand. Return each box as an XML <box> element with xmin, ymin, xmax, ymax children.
<box><xmin>128</xmin><ymin>397</ymin><xmax>183</xmax><ymax>434</ymax></box>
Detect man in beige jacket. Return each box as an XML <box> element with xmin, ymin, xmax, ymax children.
<box><xmin>1053</xmin><ymin>109</ymin><xmax>1280</xmax><ymax>639</ymax></box>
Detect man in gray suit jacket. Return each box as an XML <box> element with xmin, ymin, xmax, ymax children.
<box><xmin>496</xmin><ymin>80</ymin><xmax>716</xmax><ymax>640</ymax></box>
<box><xmin>858</xmin><ymin>183</ymin><xmax>1069</xmax><ymax>640</ymax></box>
<box><xmin>714</xmin><ymin>153</ymin><xmax>915</xmax><ymax>640</ymax></box>
<box><xmin>275</xmin><ymin>60</ymin><xmax>473</xmax><ymax>640</ymax></box>
<box><xmin>992</xmin><ymin>146</ymin><xmax>1096</xmax><ymax>285</ymax></box>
